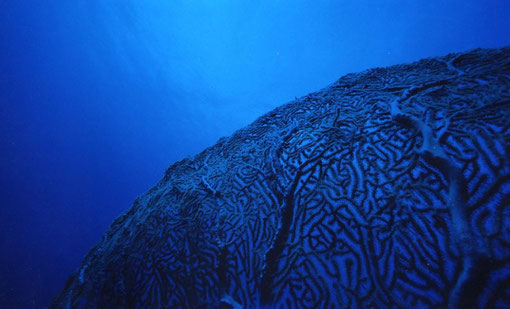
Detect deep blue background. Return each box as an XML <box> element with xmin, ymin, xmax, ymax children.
<box><xmin>0</xmin><ymin>1</ymin><xmax>509</xmax><ymax>307</ymax></box>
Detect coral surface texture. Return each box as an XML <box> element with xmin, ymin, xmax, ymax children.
<box><xmin>53</xmin><ymin>47</ymin><xmax>510</xmax><ymax>308</ymax></box>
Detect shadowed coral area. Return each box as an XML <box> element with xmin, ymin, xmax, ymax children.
<box><xmin>53</xmin><ymin>47</ymin><xmax>510</xmax><ymax>308</ymax></box>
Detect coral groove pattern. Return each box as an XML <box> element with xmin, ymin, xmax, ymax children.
<box><xmin>53</xmin><ymin>47</ymin><xmax>510</xmax><ymax>308</ymax></box>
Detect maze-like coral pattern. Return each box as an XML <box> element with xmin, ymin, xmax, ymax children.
<box><xmin>53</xmin><ymin>47</ymin><xmax>510</xmax><ymax>308</ymax></box>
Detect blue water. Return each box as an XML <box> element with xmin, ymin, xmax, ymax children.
<box><xmin>1</xmin><ymin>1</ymin><xmax>509</xmax><ymax>307</ymax></box>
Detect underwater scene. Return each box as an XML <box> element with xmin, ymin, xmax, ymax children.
<box><xmin>1</xmin><ymin>1</ymin><xmax>510</xmax><ymax>308</ymax></box>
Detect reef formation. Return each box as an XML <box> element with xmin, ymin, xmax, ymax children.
<box><xmin>53</xmin><ymin>47</ymin><xmax>510</xmax><ymax>308</ymax></box>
